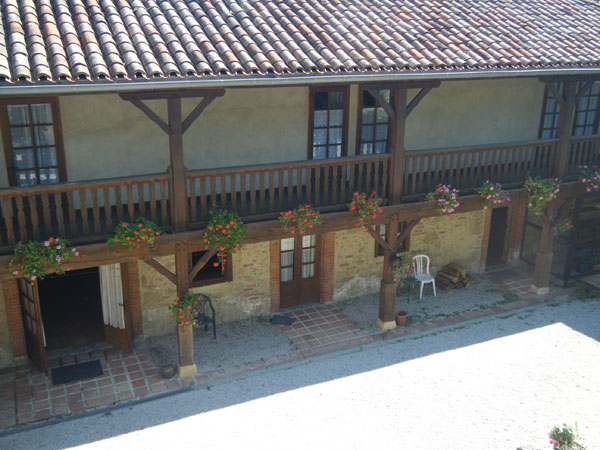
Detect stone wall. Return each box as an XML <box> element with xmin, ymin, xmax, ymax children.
<box><xmin>0</xmin><ymin>283</ymin><xmax>13</xmax><ymax>368</ymax></box>
<box><xmin>332</xmin><ymin>210</ymin><xmax>486</xmax><ymax>301</ymax></box>
<box><xmin>139</xmin><ymin>242</ymin><xmax>271</xmax><ymax>337</ymax></box>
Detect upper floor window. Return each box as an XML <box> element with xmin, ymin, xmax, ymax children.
<box><xmin>358</xmin><ymin>89</ymin><xmax>391</xmax><ymax>155</ymax></box>
<box><xmin>0</xmin><ymin>98</ymin><xmax>66</xmax><ymax>186</ymax></box>
<box><xmin>309</xmin><ymin>87</ymin><xmax>348</xmax><ymax>159</ymax></box>
<box><xmin>539</xmin><ymin>82</ymin><xmax>600</xmax><ymax>139</ymax></box>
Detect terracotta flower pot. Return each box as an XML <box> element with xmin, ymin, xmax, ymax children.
<box><xmin>396</xmin><ymin>310</ymin><xmax>408</xmax><ymax>326</ymax></box>
<box><xmin>161</xmin><ymin>364</ymin><xmax>176</xmax><ymax>379</ymax></box>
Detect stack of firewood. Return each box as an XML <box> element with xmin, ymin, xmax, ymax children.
<box><xmin>435</xmin><ymin>263</ymin><xmax>476</xmax><ymax>291</ymax></box>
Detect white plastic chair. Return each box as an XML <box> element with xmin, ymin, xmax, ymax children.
<box><xmin>412</xmin><ymin>254</ymin><xmax>437</xmax><ymax>299</ymax></box>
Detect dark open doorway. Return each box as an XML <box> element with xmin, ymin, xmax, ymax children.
<box><xmin>487</xmin><ymin>207</ymin><xmax>509</xmax><ymax>266</ymax></box>
<box><xmin>38</xmin><ymin>268</ymin><xmax>105</xmax><ymax>350</ymax></box>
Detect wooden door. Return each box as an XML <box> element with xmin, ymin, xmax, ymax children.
<box><xmin>102</xmin><ymin>263</ymin><xmax>132</xmax><ymax>353</ymax></box>
<box><xmin>18</xmin><ymin>278</ymin><xmax>46</xmax><ymax>371</ymax></box>
<box><xmin>280</xmin><ymin>235</ymin><xmax>320</xmax><ymax>308</ymax></box>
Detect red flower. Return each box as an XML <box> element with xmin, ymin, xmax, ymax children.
<box><xmin>213</xmin><ymin>262</ymin><xmax>220</xmax><ymax>267</ymax></box>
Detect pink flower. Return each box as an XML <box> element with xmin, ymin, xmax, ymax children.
<box><xmin>44</xmin><ymin>241</ymin><xmax>49</xmax><ymax>247</ymax></box>
<box><xmin>56</xmin><ymin>245</ymin><xmax>61</xmax><ymax>250</ymax></box>
<box><xmin>483</xmin><ymin>206</ymin><xmax>488</xmax><ymax>210</ymax></box>
<box><xmin>75</xmin><ymin>252</ymin><xmax>80</xmax><ymax>256</ymax></box>
<box><xmin>12</xmin><ymin>270</ymin><xmax>18</xmax><ymax>275</ymax></box>
<box><xmin>31</xmin><ymin>276</ymin><xmax>36</xmax><ymax>281</ymax></box>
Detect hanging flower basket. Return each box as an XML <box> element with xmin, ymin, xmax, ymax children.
<box><xmin>279</xmin><ymin>204</ymin><xmax>321</xmax><ymax>235</ymax></box>
<box><xmin>203</xmin><ymin>208</ymin><xmax>248</xmax><ymax>267</ymax></box>
<box><xmin>107</xmin><ymin>217</ymin><xmax>162</xmax><ymax>249</ymax></box>
<box><xmin>477</xmin><ymin>180</ymin><xmax>511</xmax><ymax>210</ymax></box>
<box><xmin>168</xmin><ymin>292</ymin><xmax>205</xmax><ymax>326</ymax></box>
<box><xmin>579</xmin><ymin>164</ymin><xmax>600</xmax><ymax>193</ymax></box>
<box><xmin>10</xmin><ymin>237</ymin><xmax>79</xmax><ymax>284</ymax></box>
<box><xmin>348</xmin><ymin>191</ymin><xmax>384</xmax><ymax>231</ymax></box>
<box><xmin>553</xmin><ymin>217</ymin><xmax>574</xmax><ymax>234</ymax></box>
<box><xmin>391</xmin><ymin>252</ymin><xmax>414</xmax><ymax>286</ymax></box>
<box><xmin>524</xmin><ymin>176</ymin><xmax>561</xmax><ymax>216</ymax></box>
<box><xmin>425</xmin><ymin>184</ymin><xmax>460</xmax><ymax>215</ymax></box>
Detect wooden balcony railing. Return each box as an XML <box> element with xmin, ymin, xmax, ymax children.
<box><xmin>402</xmin><ymin>139</ymin><xmax>559</xmax><ymax>196</ymax></box>
<box><xmin>0</xmin><ymin>173</ymin><xmax>171</xmax><ymax>248</ymax></box>
<box><xmin>186</xmin><ymin>154</ymin><xmax>392</xmax><ymax>227</ymax></box>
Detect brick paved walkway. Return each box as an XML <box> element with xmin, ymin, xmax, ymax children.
<box><xmin>0</xmin><ymin>262</ymin><xmax>575</xmax><ymax>431</ymax></box>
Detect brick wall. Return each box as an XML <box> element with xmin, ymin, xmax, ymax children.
<box><xmin>122</xmin><ymin>262</ymin><xmax>143</xmax><ymax>337</ymax></box>
<box><xmin>1</xmin><ymin>280</ymin><xmax>26</xmax><ymax>368</ymax></box>
<box><xmin>319</xmin><ymin>233</ymin><xmax>335</xmax><ymax>303</ymax></box>
<box><xmin>269</xmin><ymin>240</ymin><xmax>280</xmax><ymax>312</ymax></box>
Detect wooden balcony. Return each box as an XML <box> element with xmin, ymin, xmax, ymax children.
<box><xmin>0</xmin><ymin>136</ymin><xmax>597</xmax><ymax>254</ymax></box>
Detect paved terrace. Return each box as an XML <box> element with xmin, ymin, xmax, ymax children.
<box><xmin>0</xmin><ymin>263</ymin><xmax>579</xmax><ymax>430</ymax></box>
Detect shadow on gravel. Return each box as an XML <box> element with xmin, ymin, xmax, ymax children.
<box><xmin>2</xmin><ymin>298</ymin><xmax>599</xmax><ymax>449</ymax></box>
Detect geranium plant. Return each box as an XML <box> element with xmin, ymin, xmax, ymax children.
<box><xmin>391</xmin><ymin>253</ymin><xmax>414</xmax><ymax>286</ymax></box>
<box><xmin>553</xmin><ymin>217</ymin><xmax>574</xmax><ymax>234</ymax></box>
<box><xmin>349</xmin><ymin>191</ymin><xmax>384</xmax><ymax>231</ymax></box>
<box><xmin>279</xmin><ymin>204</ymin><xmax>321</xmax><ymax>235</ymax></box>
<box><xmin>167</xmin><ymin>292</ymin><xmax>204</xmax><ymax>326</ymax></box>
<box><xmin>203</xmin><ymin>208</ymin><xmax>247</xmax><ymax>267</ymax></box>
<box><xmin>579</xmin><ymin>164</ymin><xmax>600</xmax><ymax>192</ymax></box>
<box><xmin>107</xmin><ymin>217</ymin><xmax>161</xmax><ymax>249</ymax></box>
<box><xmin>525</xmin><ymin>176</ymin><xmax>561</xmax><ymax>216</ymax></box>
<box><xmin>425</xmin><ymin>184</ymin><xmax>460</xmax><ymax>215</ymax></box>
<box><xmin>478</xmin><ymin>180</ymin><xmax>511</xmax><ymax>210</ymax></box>
<box><xmin>10</xmin><ymin>237</ymin><xmax>79</xmax><ymax>284</ymax></box>
<box><xmin>549</xmin><ymin>423</ymin><xmax>579</xmax><ymax>449</ymax></box>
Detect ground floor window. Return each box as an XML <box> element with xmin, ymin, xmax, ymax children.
<box><xmin>190</xmin><ymin>251</ymin><xmax>232</xmax><ymax>287</ymax></box>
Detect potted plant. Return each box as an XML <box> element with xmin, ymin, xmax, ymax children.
<box><xmin>279</xmin><ymin>204</ymin><xmax>321</xmax><ymax>235</ymax></box>
<box><xmin>553</xmin><ymin>217</ymin><xmax>574</xmax><ymax>235</ymax></box>
<box><xmin>107</xmin><ymin>217</ymin><xmax>162</xmax><ymax>249</ymax></box>
<box><xmin>395</xmin><ymin>310</ymin><xmax>408</xmax><ymax>326</ymax></box>
<box><xmin>425</xmin><ymin>184</ymin><xmax>460</xmax><ymax>215</ymax></box>
<box><xmin>579</xmin><ymin>164</ymin><xmax>599</xmax><ymax>193</ymax></box>
<box><xmin>9</xmin><ymin>237</ymin><xmax>79</xmax><ymax>284</ymax></box>
<box><xmin>203</xmin><ymin>208</ymin><xmax>248</xmax><ymax>267</ymax></box>
<box><xmin>525</xmin><ymin>176</ymin><xmax>561</xmax><ymax>216</ymax></box>
<box><xmin>390</xmin><ymin>252</ymin><xmax>414</xmax><ymax>286</ymax></box>
<box><xmin>548</xmin><ymin>423</ymin><xmax>582</xmax><ymax>449</ymax></box>
<box><xmin>477</xmin><ymin>180</ymin><xmax>511</xmax><ymax>210</ymax></box>
<box><xmin>348</xmin><ymin>191</ymin><xmax>384</xmax><ymax>230</ymax></box>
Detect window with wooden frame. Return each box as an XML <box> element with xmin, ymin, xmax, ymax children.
<box><xmin>538</xmin><ymin>82</ymin><xmax>600</xmax><ymax>139</ymax></box>
<box><xmin>357</xmin><ymin>89</ymin><xmax>392</xmax><ymax>155</ymax></box>
<box><xmin>0</xmin><ymin>98</ymin><xmax>66</xmax><ymax>186</ymax></box>
<box><xmin>308</xmin><ymin>87</ymin><xmax>349</xmax><ymax>159</ymax></box>
<box><xmin>375</xmin><ymin>222</ymin><xmax>410</xmax><ymax>257</ymax></box>
<box><xmin>189</xmin><ymin>251</ymin><xmax>232</xmax><ymax>287</ymax></box>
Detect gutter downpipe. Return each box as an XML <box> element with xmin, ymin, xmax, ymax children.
<box><xmin>0</xmin><ymin>67</ymin><xmax>600</xmax><ymax>96</ymax></box>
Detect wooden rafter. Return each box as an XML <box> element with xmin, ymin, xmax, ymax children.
<box><xmin>366</xmin><ymin>88</ymin><xmax>396</xmax><ymax>119</ymax></box>
<box><xmin>188</xmin><ymin>249</ymin><xmax>217</xmax><ymax>280</ymax></box>
<box><xmin>406</xmin><ymin>88</ymin><xmax>432</xmax><ymax>117</ymax></box>
<box><xmin>366</xmin><ymin>227</ymin><xmax>394</xmax><ymax>253</ymax></box>
<box><xmin>128</xmin><ymin>99</ymin><xmax>169</xmax><ymax>134</ymax></box>
<box><xmin>182</xmin><ymin>96</ymin><xmax>219</xmax><ymax>134</ymax></box>
<box><xmin>143</xmin><ymin>258</ymin><xmax>177</xmax><ymax>285</ymax></box>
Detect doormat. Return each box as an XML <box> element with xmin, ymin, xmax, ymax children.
<box><xmin>270</xmin><ymin>315</ymin><xmax>295</xmax><ymax>326</ymax></box>
<box><xmin>51</xmin><ymin>360</ymin><xmax>103</xmax><ymax>385</ymax></box>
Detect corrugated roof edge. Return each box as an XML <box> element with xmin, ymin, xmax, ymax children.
<box><xmin>1</xmin><ymin>67</ymin><xmax>600</xmax><ymax>96</ymax></box>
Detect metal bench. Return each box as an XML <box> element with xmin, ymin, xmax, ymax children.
<box><xmin>193</xmin><ymin>294</ymin><xmax>216</xmax><ymax>339</ymax></box>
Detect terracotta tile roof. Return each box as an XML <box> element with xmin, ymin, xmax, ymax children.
<box><xmin>1</xmin><ymin>0</ymin><xmax>600</xmax><ymax>85</ymax></box>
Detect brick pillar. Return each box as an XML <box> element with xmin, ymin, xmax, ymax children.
<box><xmin>507</xmin><ymin>199</ymin><xmax>527</xmax><ymax>263</ymax></box>
<box><xmin>123</xmin><ymin>262</ymin><xmax>143</xmax><ymax>337</ymax></box>
<box><xmin>479</xmin><ymin>209</ymin><xmax>493</xmax><ymax>271</ymax></box>
<box><xmin>2</xmin><ymin>280</ymin><xmax>26</xmax><ymax>359</ymax></box>
<box><xmin>319</xmin><ymin>232</ymin><xmax>335</xmax><ymax>303</ymax></box>
<box><xmin>269</xmin><ymin>240</ymin><xmax>280</xmax><ymax>312</ymax></box>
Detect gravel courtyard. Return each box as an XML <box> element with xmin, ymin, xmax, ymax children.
<box><xmin>3</xmin><ymin>296</ymin><xmax>598</xmax><ymax>450</ymax></box>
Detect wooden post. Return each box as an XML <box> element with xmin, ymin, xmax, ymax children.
<box><xmin>175</xmin><ymin>242</ymin><xmax>196</xmax><ymax>377</ymax></box>
<box><xmin>377</xmin><ymin>216</ymin><xmax>399</xmax><ymax>330</ymax></box>
<box><xmin>168</xmin><ymin>97</ymin><xmax>188</xmax><ymax>233</ymax></box>
<box><xmin>552</xmin><ymin>81</ymin><xmax>577</xmax><ymax>179</ymax></box>
<box><xmin>389</xmin><ymin>89</ymin><xmax>408</xmax><ymax>204</ymax></box>
<box><xmin>530</xmin><ymin>203</ymin><xmax>557</xmax><ymax>295</ymax></box>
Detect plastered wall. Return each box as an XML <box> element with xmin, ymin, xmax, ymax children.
<box><xmin>139</xmin><ymin>241</ymin><xmax>271</xmax><ymax>337</ymax></box>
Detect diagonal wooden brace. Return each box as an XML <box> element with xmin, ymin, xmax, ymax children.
<box><xmin>142</xmin><ymin>258</ymin><xmax>177</xmax><ymax>285</ymax></box>
<box><xmin>189</xmin><ymin>249</ymin><xmax>217</xmax><ymax>280</ymax></box>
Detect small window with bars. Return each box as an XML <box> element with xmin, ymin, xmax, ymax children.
<box><xmin>310</xmin><ymin>88</ymin><xmax>347</xmax><ymax>159</ymax></box>
<box><xmin>189</xmin><ymin>251</ymin><xmax>232</xmax><ymax>287</ymax></box>
<box><xmin>359</xmin><ymin>89</ymin><xmax>391</xmax><ymax>155</ymax></box>
<box><xmin>1</xmin><ymin>99</ymin><xmax>65</xmax><ymax>186</ymax></box>
<box><xmin>375</xmin><ymin>222</ymin><xmax>410</xmax><ymax>257</ymax></box>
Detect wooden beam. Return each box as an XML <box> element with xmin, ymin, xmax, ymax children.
<box><xmin>142</xmin><ymin>258</ymin><xmax>177</xmax><ymax>285</ymax></box>
<box><xmin>0</xmin><ymin>182</ymin><xmax>584</xmax><ymax>282</ymax></box>
<box><xmin>406</xmin><ymin>87</ymin><xmax>432</xmax><ymax>117</ymax></box>
<box><xmin>182</xmin><ymin>96</ymin><xmax>219</xmax><ymax>134</ymax></box>
<box><xmin>366</xmin><ymin>227</ymin><xmax>394</xmax><ymax>253</ymax></box>
<box><xmin>377</xmin><ymin>216</ymin><xmax>400</xmax><ymax>329</ymax></box>
<box><xmin>395</xmin><ymin>218</ymin><xmax>420</xmax><ymax>249</ymax></box>
<box><xmin>188</xmin><ymin>249</ymin><xmax>217</xmax><ymax>280</ymax></box>
<box><xmin>575</xmin><ymin>80</ymin><xmax>594</xmax><ymax>104</ymax></box>
<box><xmin>127</xmin><ymin>99</ymin><xmax>169</xmax><ymax>134</ymax></box>
<box><xmin>366</xmin><ymin>88</ymin><xmax>396</xmax><ymax>119</ymax></box>
<box><xmin>119</xmin><ymin>89</ymin><xmax>225</xmax><ymax>101</ymax></box>
<box><xmin>389</xmin><ymin>88</ymin><xmax>407</xmax><ymax>203</ymax></box>
<box><xmin>545</xmin><ymin>82</ymin><xmax>566</xmax><ymax>111</ymax></box>
<box><xmin>552</xmin><ymin>81</ymin><xmax>577</xmax><ymax>178</ymax></box>
<box><xmin>168</xmin><ymin>97</ymin><xmax>188</xmax><ymax>232</ymax></box>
